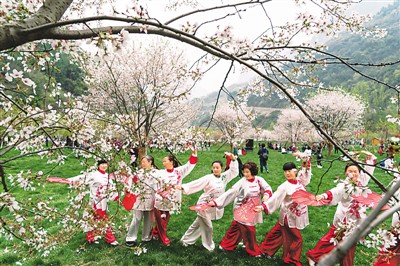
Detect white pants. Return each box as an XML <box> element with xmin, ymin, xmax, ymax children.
<box><xmin>180</xmin><ymin>216</ymin><xmax>215</xmax><ymax>251</ymax></box>
<box><xmin>126</xmin><ymin>210</ymin><xmax>154</xmax><ymax>242</ymax></box>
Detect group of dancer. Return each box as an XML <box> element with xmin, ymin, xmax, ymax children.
<box><xmin>64</xmin><ymin>147</ymin><xmax>399</xmax><ymax>266</ymax></box>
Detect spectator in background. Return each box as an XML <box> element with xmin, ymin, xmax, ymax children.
<box><xmin>378</xmin><ymin>143</ymin><xmax>385</xmax><ymax>156</ymax></box>
<box><xmin>384</xmin><ymin>155</ymin><xmax>395</xmax><ymax>172</ymax></box>
<box><xmin>257</xmin><ymin>143</ymin><xmax>269</xmax><ymax>174</ymax></box>
<box><xmin>360</xmin><ymin>150</ymin><xmax>377</xmax><ymax>176</ymax></box>
<box><xmin>316</xmin><ymin>148</ymin><xmax>323</xmax><ymax>168</ymax></box>
<box><xmin>233</xmin><ymin>143</ymin><xmax>239</xmax><ymax>157</ymax></box>
<box><xmin>334</xmin><ymin>145</ymin><xmax>339</xmax><ymax>154</ymax></box>
<box><xmin>386</xmin><ymin>145</ymin><xmax>395</xmax><ymax>158</ymax></box>
<box><xmin>291</xmin><ymin>143</ymin><xmax>297</xmax><ymax>153</ymax></box>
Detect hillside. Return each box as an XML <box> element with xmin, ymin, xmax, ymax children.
<box><xmin>193</xmin><ymin>2</ymin><xmax>400</xmax><ymax>130</ymax></box>
<box><xmin>316</xmin><ymin>3</ymin><xmax>400</xmax><ymax>125</ymax></box>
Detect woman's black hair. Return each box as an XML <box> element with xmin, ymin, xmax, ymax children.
<box><xmin>142</xmin><ymin>155</ymin><xmax>158</xmax><ymax>169</ymax></box>
<box><xmin>166</xmin><ymin>154</ymin><xmax>179</xmax><ymax>168</ymax></box>
<box><xmin>211</xmin><ymin>160</ymin><xmax>223</xmax><ymax>173</ymax></box>
<box><xmin>243</xmin><ymin>162</ymin><xmax>258</xmax><ymax>176</ymax></box>
<box><xmin>212</xmin><ymin>160</ymin><xmax>224</xmax><ymax>168</ymax></box>
<box><xmin>97</xmin><ymin>159</ymin><xmax>108</xmax><ymax>170</ymax></box>
<box><xmin>344</xmin><ymin>163</ymin><xmax>362</xmax><ymax>173</ymax></box>
<box><xmin>282</xmin><ymin>162</ymin><xmax>296</xmax><ymax>171</ymax></box>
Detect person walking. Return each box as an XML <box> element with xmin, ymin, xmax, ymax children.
<box><xmin>257</xmin><ymin>143</ymin><xmax>269</xmax><ymax>174</ymax></box>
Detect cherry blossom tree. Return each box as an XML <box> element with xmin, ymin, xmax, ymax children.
<box><xmin>210</xmin><ymin>101</ymin><xmax>254</xmax><ymax>151</ymax></box>
<box><xmin>306</xmin><ymin>89</ymin><xmax>366</xmax><ymax>156</ymax></box>
<box><xmin>81</xmin><ymin>39</ymin><xmax>201</xmax><ymax>157</ymax></box>
<box><xmin>269</xmin><ymin>108</ymin><xmax>317</xmax><ymax>144</ymax></box>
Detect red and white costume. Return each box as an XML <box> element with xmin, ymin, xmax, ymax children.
<box><xmin>180</xmin><ymin>160</ymin><xmax>239</xmax><ymax>251</ymax></box>
<box><xmin>306</xmin><ymin>175</ymin><xmax>371</xmax><ymax>266</ymax></box>
<box><xmin>126</xmin><ymin>167</ymin><xmax>160</xmax><ymax>243</ymax></box>
<box><xmin>68</xmin><ymin>170</ymin><xmax>119</xmax><ymax>244</ymax></box>
<box><xmin>214</xmin><ymin>175</ymin><xmax>273</xmax><ymax>256</ymax></box>
<box><xmin>259</xmin><ymin>161</ymin><xmax>311</xmax><ymax>266</ymax></box>
<box><xmin>364</xmin><ymin>154</ymin><xmax>377</xmax><ymax>176</ymax></box>
<box><xmin>152</xmin><ymin>154</ymin><xmax>197</xmax><ymax>246</ymax></box>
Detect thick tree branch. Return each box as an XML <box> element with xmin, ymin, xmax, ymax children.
<box><xmin>0</xmin><ymin>0</ymin><xmax>73</xmax><ymax>51</ymax></box>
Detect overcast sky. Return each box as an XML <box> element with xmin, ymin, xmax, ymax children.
<box><xmin>166</xmin><ymin>0</ymin><xmax>395</xmax><ymax>98</ymax></box>
<box><xmin>118</xmin><ymin>0</ymin><xmax>396</xmax><ymax>98</ymax></box>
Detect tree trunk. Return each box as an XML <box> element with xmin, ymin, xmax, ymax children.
<box><xmin>327</xmin><ymin>142</ymin><xmax>333</xmax><ymax>157</ymax></box>
<box><xmin>138</xmin><ymin>146</ymin><xmax>146</xmax><ymax>162</ymax></box>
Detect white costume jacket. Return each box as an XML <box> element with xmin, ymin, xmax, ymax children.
<box><xmin>264</xmin><ymin>163</ymin><xmax>312</xmax><ymax>229</ymax></box>
<box><xmin>322</xmin><ymin>177</ymin><xmax>370</xmax><ymax>228</ymax></box>
<box><xmin>129</xmin><ymin>168</ymin><xmax>160</xmax><ymax>211</ymax></box>
<box><xmin>68</xmin><ymin>170</ymin><xmax>119</xmax><ymax>211</ymax></box>
<box><xmin>214</xmin><ymin>175</ymin><xmax>272</xmax><ymax>226</ymax></box>
<box><xmin>155</xmin><ymin>155</ymin><xmax>197</xmax><ymax>211</ymax></box>
<box><xmin>182</xmin><ymin>160</ymin><xmax>239</xmax><ymax>220</ymax></box>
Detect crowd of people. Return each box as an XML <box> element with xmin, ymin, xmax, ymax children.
<box><xmin>60</xmin><ymin>143</ymin><xmax>399</xmax><ymax>266</ymax></box>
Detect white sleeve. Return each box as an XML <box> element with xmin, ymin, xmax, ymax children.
<box><xmin>298</xmin><ymin>164</ymin><xmax>311</xmax><ymax>186</ymax></box>
<box><xmin>214</xmin><ymin>180</ymin><xmax>242</xmax><ymax>208</ymax></box>
<box><xmin>223</xmin><ymin>160</ymin><xmax>239</xmax><ymax>184</ymax></box>
<box><xmin>66</xmin><ymin>174</ymin><xmax>86</xmax><ymax>184</ymax></box>
<box><xmin>327</xmin><ymin>184</ymin><xmax>345</xmax><ymax>206</ymax></box>
<box><xmin>258</xmin><ymin>177</ymin><xmax>273</xmax><ymax>199</ymax></box>
<box><xmin>358</xmin><ymin>172</ymin><xmax>371</xmax><ymax>186</ymax></box>
<box><xmin>265</xmin><ymin>185</ymin><xmax>286</xmax><ymax>214</ymax></box>
<box><xmin>176</xmin><ymin>156</ymin><xmax>197</xmax><ymax>180</ymax></box>
<box><xmin>181</xmin><ymin>176</ymin><xmax>209</xmax><ymax>195</ymax></box>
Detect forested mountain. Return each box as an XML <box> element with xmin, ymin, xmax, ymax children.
<box><xmin>238</xmin><ymin>2</ymin><xmax>400</xmax><ymax>130</ymax></box>
<box><xmin>315</xmin><ymin>3</ymin><xmax>400</xmax><ymax>127</ymax></box>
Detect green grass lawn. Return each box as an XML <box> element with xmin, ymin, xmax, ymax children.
<box><xmin>0</xmin><ymin>144</ymin><xmax>394</xmax><ymax>265</ymax></box>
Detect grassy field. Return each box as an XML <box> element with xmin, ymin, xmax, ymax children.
<box><xmin>0</xmin><ymin>143</ymin><xmax>394</xmax><ymax>266</ymax></box>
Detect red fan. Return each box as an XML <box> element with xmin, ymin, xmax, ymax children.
<box><xmin>234</xmin><ymin>197</ymin><xmax>260</xmax><ymax>224</ymax></box>
<box><xmin>292</xmin><ymin>190</ymin><xmax>329</xmax><ymax>206</ymax></box>
<box><xmin>122</xmin><ymin>192</ymin><xmax>137</xmax><ymax>211</ymax></box>
<box><xmin>352</xmin><ymin>191</ymin><xmax>390</xmax><ymax>210</ymax></box>
<box><xmin>189</xmin><ymin>203</ymin><xmax>210</xmax><ymax>211</ymax></box>
<box><xmin>46</xmin><ymin>176</ymin><xmax>72</xmax><ymax>184</ymax></box>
